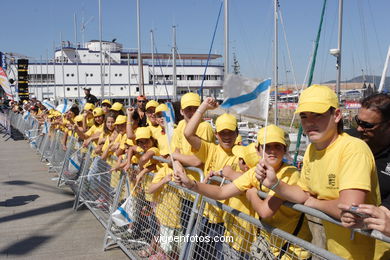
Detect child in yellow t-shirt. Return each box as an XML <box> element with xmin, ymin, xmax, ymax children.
<box><xmin>177</xmin><ymin>97</ymin><xmax>241</xmax><ymax>259</ymax></box>
<box><xmin>175</xmin><ymin>125</ymin><xmax>312</xmax><ymax>259</ymax></box>
<box><xmin>147</xmin><ymin>164</ymin><xmax>183</xmax><ymax>260</ymax></box>
<box><xmin>258</xmin><ymin>85</ymin><xmax>380</xmax><ymax>260</ymax></box>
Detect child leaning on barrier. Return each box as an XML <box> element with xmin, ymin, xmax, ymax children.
<box><xmin>82</xmin><ymin>102</ymin><xmax>95</xmax><ymax>131</ymax></box>
<box><xmin>174</xmin><ymin>124</ymin><xmax>312</xmax><ymax>259</ymax></box>
<box><xmin>114</xmin><ymin>127</ymin><xmax>163</xmax><ymax>258</ymax></box>
<box><xmin>182</xmin><ymin>97</ymin><xmax>241</xmax><ymax>260</ymax></box>
<box><xmin>257</xmin><ymin>85</ymin><xmax>381</xmax><ymax>260</ymax></box>
<box><xmin>73</xmin><ymin>107</ymin><xmax>104</xmax><ymax>148</ymax></box>
<box><xmin>147</xmin><ymin>164</ymin><xmax>184</xmax><ymax>260</ymax></box>
<box><xmin>94</xmin><ymin>112</ymin><xmax>116</xmax><ymax>156</ymax></box>
<box><xmin>152</xmin><ymin>104</ymin><xmax>171</xmax><ymax>158</ymax></box>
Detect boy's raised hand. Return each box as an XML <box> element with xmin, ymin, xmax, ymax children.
<box><xmin>255</xmin><ymin>159</ymin><xmax>278</xmax><ymax>189</ymax></box>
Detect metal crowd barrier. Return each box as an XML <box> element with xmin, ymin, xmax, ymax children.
<box><xmin>100</xmin><ymin>161</ymin><xmax>206</xmax><ymax>260</ymax></box>
<box><xmin>0</xmin><ymin>109</ymin><xmax>11</xmax><ymax>136</ymax></box>
<box><xmin>73</xmin><ymin>154</ymin><xmax>123</xmax><ymax>229</ymax></box>
<box><xmin>212</xmin><ymin>176</ymin><xmax>390</xmax><ymax>245</ymax></box>
<box><xmin>56</xmin><ymin>137</ymin><xmax>91</xmax><ymax>192</ymax></box>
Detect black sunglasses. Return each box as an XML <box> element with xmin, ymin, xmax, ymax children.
<box><xmin>354</xmin><ymin>115</ymin><xmax>383</xmax><ymax>129</ymax></box>
<box><xmin>137</xmin><ymin>100</ymin><xmax>146</xmax><ymax>103</ymax></box>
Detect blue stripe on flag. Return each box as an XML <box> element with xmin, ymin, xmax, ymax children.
<box><xmin>166</xmin><ymin>102</ymin><xmax>175</xmax><ymax>122</ymax></box>
<box><xmin>23</xmin><ymin>112</ymin><xmax>30</xmax><ymax>120</ymax></box>
<box><xmin>221</xmin><ymin>79</ymin><xmax>271</xmax><ymax>109</ymax></box>
<box><xmin>118</xmin><ymin>207</ymin><xmax>133</xmax><ymax>223</ymax></box>
<box><xmin>43</xmin><ymin>101</ymin><xmax>55</xmax><ymax>110</ymax></box>
<box><xmin>69</xmin><ymin>158</ymin><xmax>81</xmax><ymax>171</ymax></box>
<box><xmin>62</xmin><ymin>99</ymin><xmax>68</xmax><ymax>114</ymax></box>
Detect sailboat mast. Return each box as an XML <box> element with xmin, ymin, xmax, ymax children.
<box><xmin>336</xmin><ymin>0</ymin><xmax>343</xmax><ymax>101</ymax></box>
<box><xmin>172</xmin><ymin>26</ymin><xmax>177</xmax><ymax>101</ymax></box>
<box><xmin>74</xmin><ymin>13</ymin><xmax>81</xmax><ymax>102</ymax></box>
<box><xmin>53</xmin><ymin>41</ymin><xmax>57</xmax><ymax>101</ymax></box>
<box><xmin>273</xmin><ymin>0</ymin><xmax>279</xmax><ymax>125</ymax></box>
<box><xmin>99</xmin><ymin>0</ymin><xmax>104</xmax><ymax>99</ymax></box>
<box><xmin>224</xmin><ymin>0</ymin><xmax>229</xmax><ymax>77</ymax></box>
<box><xmin>137</xmin><ymin>0</ymin><xmax>144</xmax><ymax>96</ymax></box>
<box><xmin>378</xmin><ymin>45</ymin><xmax>390</xmax><ymax>93</ymax></box>
<box><xmin>60</xmin><ymin>33</ymin><xmax>66</xmax><ymax>100</ymax></box>
<box><xmin>46</xmin><ymin>50</ymin><xmax>49</xmax><ymax>96</ymax></box>
<box><xmin>151</xmin><ymin>30</ymin><xmax>156</xmax><ymax>100</ymax></box>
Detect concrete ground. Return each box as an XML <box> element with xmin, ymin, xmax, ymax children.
<box><xmin>0</xmin><ymin>130</ymin><xmax>127</xmax><ymax>259</ymax></box>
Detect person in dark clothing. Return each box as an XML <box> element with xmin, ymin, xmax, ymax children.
<box><xmin>354</xmin><ymin>93</ymin><xmax>390</xmax><ymax>209</ymax></box>
<box><xmin>136</xmin><ymin>95</ymin><xmax>148</xmax><ymax>127</ymax></box>
<box><xmin>84</xmin><ymin>88</ymin><xmax>99</xmax><ymax>105</ymax></box>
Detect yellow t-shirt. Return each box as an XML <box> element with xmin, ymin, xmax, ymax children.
<box><xmin>297</xmin><ymin>132</ymin><xmax>380</xmax><ymax>260</ymax></box>
<box><xmin>172</xmin><ymin>120</ymin><xmax>215</xmax><ymax>181</ymax></box>
<box><xmin>234</xmin><ymin>165</ymin><xmax>312</xmax><ymax>259</ymax></box>
<box><xmin>85</xmin><ymin>124</ymin><xmax>103</xmax><ymax>138</ymax></box>
<box><xmin>152</xmin><ymin>128</ymin><xmax>170</xmax><ymax>156</ymax></box>
<box><xmin>172</xmin><ymin>120</ymin><xmax>215</xmax><ymax>155</ymax></box>
<box><xmin>118</xmin><ymin>133</ymin><xmax>128</xmax><ymax>151</ymax></box>
<box><xmin>61</xmin><ymin>118</ymin><xmax>69</xmax><ymax>132</ymax></box>
<box><xmin>194</xmin><ymin>140</ymin><xmax>239</xmax><ymax>224</ymax></box>
<box><xmin>222</xmin><ymin>171</ymin><xmax>257</xmax><ymax>253</ymax></box>
<box><xmin>152</xmin><ymin>165</ymin><xmax>182</xmax><ymax>228</ymax></box>
<box><xmin>148</xmin><ymin>124</ymin><xmax>161</xmax><ymax>139</ymax></box>
<box><xmin>86</xmin><ymin>116</ymin><xmax>95</xmax><ymax>128</ymax></box>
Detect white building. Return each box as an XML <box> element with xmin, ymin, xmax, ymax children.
<box><xmin>7</xmin><ymin>40</ymin><xmax>224</xmax><ymax>102</ymax></box>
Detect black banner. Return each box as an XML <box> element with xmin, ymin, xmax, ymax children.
<box><xmin>17</xmin><ymin>59</ymin><xmax>29</xmax><ymax>101</ymax></box>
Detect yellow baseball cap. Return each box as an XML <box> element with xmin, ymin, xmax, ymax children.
<box><xmin>181</xmin><ymin>92</ymin><xmax>201</xmax><ymax>109</ymax></box>
<box><xmin>114</xmin><ymin>115</ymin><xmax>127</xmax><ymax>125</ymax></box>
<box><xmin>125</xmin><ymin>138</ymin><xmax>134</xmax><ymax>146</ymax></box>
<box><xmin>52</xmin><ymin>111</ymin><xmax>62</xmax><ymax>117</ymax></box>
<box><xmin>215</xmin><ymin>113</ymin><xmax>237</xmax><ymax>132</ymax></box>
<box><xmin>135</xmin><ymin>127</ymin><xmax>152</xmax><ymax>140</ymax></box>
<box><xmin>232</xmin><ymin>143</ymin><xmax>260</xmax><ymax>168</ymax></box>
<box><xmin>145</xmin><ymin>100</ymin><xmax>159</xmax><ymax>110</ymax></box>
<box><xmin>84</xmin><ymin>103</ymin><xmax>95</xmax><ymax>111</ymax></box>
<box><xmin>295</xmin><ymin>85</ymin><xmax>339</xmax><ymax>114</ymax></box>
<box><xmin>111</xmin><ymin>102</ymin><xmax>123</xmax><ymax>112</ymax></box>
<box><xmin>155</xmin><ymin>103</ymin><xmax>168</xmax><ymax>114</ymax></box>
<box><xmin>74</xmin><ymin>115</ymin><xmax>84</xmax><ymax>123</ymax></box>
<box><xmin>257</xmin><ymin>124</ymin><xmax>287</xmax><ymax>146</ymax></box>
<box><xmin>102</xmin><ymin>99</ymin><xmax>112</xmax><ymax>106</ymax></box>
<box><xmin>93</xmin><ymin>107</ymin><xmax>104</xmax><ymax>117</ymax></box>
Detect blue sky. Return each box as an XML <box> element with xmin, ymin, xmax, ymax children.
<box><xmin>1</xmin><ymin>0</ymin><xmax>389</xmax><ymax>85</ymax></box>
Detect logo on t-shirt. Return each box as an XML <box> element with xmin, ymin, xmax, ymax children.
<box><xmin>327</xmin><ymin>173</ymin><xmax>337</xmax><ymax>189</ymax></box>
<box><xmin>381</xmin><ymin>163</ymin><xmax>390</xmax><ymax>176</ymax></box>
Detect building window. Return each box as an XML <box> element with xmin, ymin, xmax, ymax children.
<box><xmin>66</xmin><ymin>73</ymin><xmax>69</xmax><ymax>77</ymax></box>
<box><xmin>90</xmin><ymin>73</ymin><xmax>93</xmax><ymax>77</ymax></box>
<box><xmin>105</xmin><ymin>73</ymin><xmax>108</xmax><ymax>77</ymax></box>
<box><xmin>67</xmin><ymin>87</ymin><xmax>70</xmax><ymax>91</ymax></box>
<box><xmin>74</xmin><ymin>87</ymin><xmax>77</xmax><ymax>90</ymax></box>
<box><xmin>119</xmin><ymin>73</ymin><xmax>122</xmax><ymax>77</ymax></box>
<box><xmin>71</xmin><ymin>73</ymin><xmax>74</xmax><ymax>77</ymax></box>
<box><xmin>86</xmin><ymin>73</ymin><xmax>89</xmax><ymax>77</ymax></box>
<box><xmin>120</xmin><ymin>87</ymin><xmax>124</xmax><ymax>90</ymax></box>
<box><xmin>115</xmin><ymin>73</ymin><xmax>118</xmax><ymax>77</ymax></box>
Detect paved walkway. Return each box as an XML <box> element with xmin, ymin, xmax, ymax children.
<box><xmin>0</xmin><ymin>132</ymin><xmax>127</xmax><ymax>259</ymax></box>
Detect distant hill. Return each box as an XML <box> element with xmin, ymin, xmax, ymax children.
<box><xmin>324</xmin><ymin>75</ymin><xmax>390</xmax><ymax>91</ymax></box>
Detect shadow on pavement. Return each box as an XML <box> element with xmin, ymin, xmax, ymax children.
<box><xmin>0</xmin><ymin>195</ymin><xmax>40</xmax><ymax>207</ymax></box>
<box><xmin>0</xmin><ymin>200</ymin><xmax>74</xmax><ymax>224</ymax></box>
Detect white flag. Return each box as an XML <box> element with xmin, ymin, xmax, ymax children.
<box><xmin>222</xmin><ymin>74</ymin><xmax>271</xmax><ymax>119</ymax></box>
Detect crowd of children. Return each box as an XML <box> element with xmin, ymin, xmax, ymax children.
<box><xmin>8</xmin><ymin>86</ymin><xmax>389</xmax><ymax>260</ymax></box>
